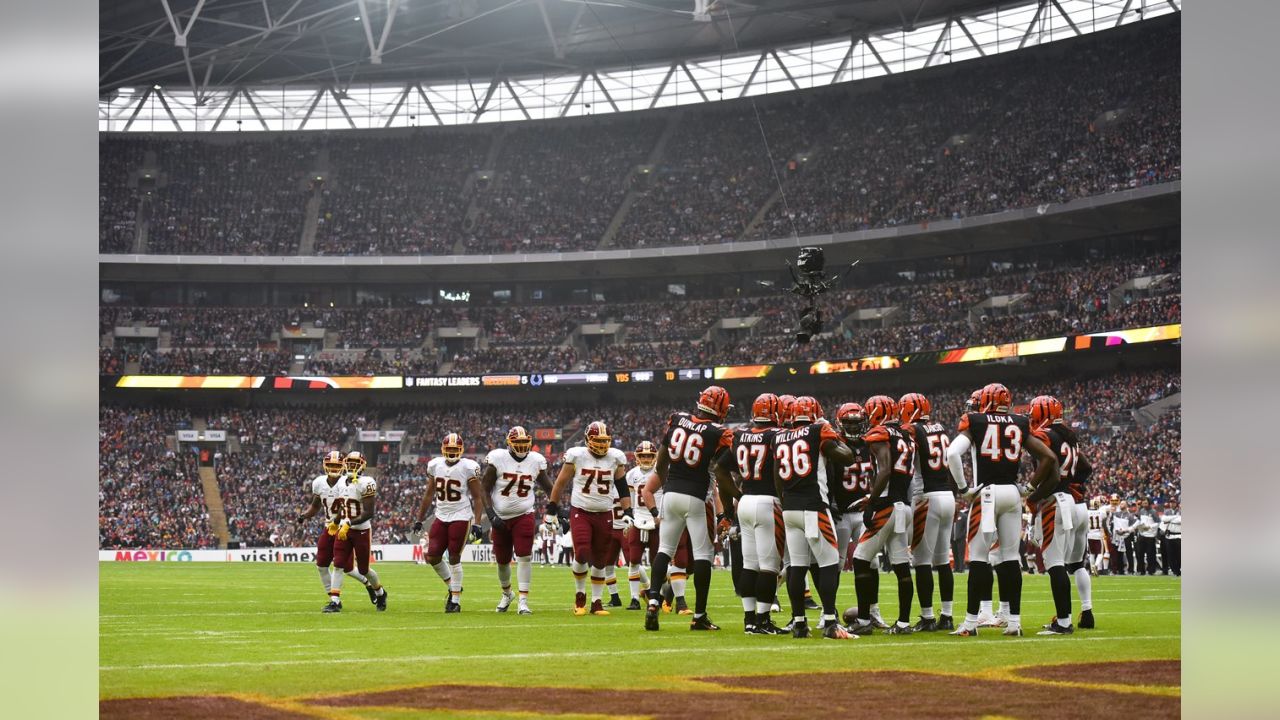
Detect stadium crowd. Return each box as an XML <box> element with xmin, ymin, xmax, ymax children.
<box><xmin>100</xmin><ymin>249</ymin><xmax>1179</xmax><ymax>375</ymax></box>
<box><xmin>99</xmin><ymin>368</ymin><xmax>1179</xmax><ymax>549</ymax></box>
<box><xmin>99</xmin><ymin>19</ymin><xmax>1179</xmax><ymax>257</ymax></box>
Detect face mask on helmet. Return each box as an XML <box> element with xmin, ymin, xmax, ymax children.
<box><xmin>586</xmin><ymin>422</ymin><xmax>611</xmax><ymax>457</ymax></box>
<box><xmin>323</xmin><ymin>451</ymin><xmax>344</xmax><ymax>478</ymax></box>
<box><xmin>507</xmin><ymin>426</ymin><xmax>532</xmax><ymax>459</ymax></box>
<box><xmin>839</xmin><ymin>410</ymin><xmax>868</xmax><ymax>439</ymax></box>
<box><xmin>343</xmin><ymin>452</ymin><xmax>366</xmax><ymax>475</ymax></box>
<box><xmin>635</xmin><ymin>441</ymin><xmax>657</xmax><ymax>470</ymax></box>
<box><xmin>442</xmin><ymin>434</ymin><xmax>464</xmax><ymax>462</ymax></box>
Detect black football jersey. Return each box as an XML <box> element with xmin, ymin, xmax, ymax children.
<box><xmin>1039</xmin><ymin>424</ymin><xmax>1085</xmax><ymax>499</ymax></box>
<box><xmin>829</xmin><ymin>437</ymin><xmax>875</xmax><ymax>512</ymax></box>
<box><xmin>908</xmin><ymin>421</ymin><xmax>954</xmax><ymax>494</ymax></box>
<box><xmin>720</xmin><ymin>426</ymin><xmax>779</xmax><ymax>497</ymax></box>
<box><xmin>661</xmin><ymin>411</ymin><xmax>733</xmax><ymax>498</ymax></box>
<box><xmin>773</xmin><ymin>421</ymin><xmax>844</xmax><ymax>512</ymax></box>
<box><xmin>958</xmin><ymin>412</ymin><xmax>1032</xmax><ymax>486</ymax></box>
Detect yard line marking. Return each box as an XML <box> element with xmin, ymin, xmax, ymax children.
<box><xmin>100</xmin><ymin>634</ymin><xmax>1179</xmax><ymax>671</ymax></box>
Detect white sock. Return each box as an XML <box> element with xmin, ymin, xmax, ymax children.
<box><xmin>572</xmin><ymin>561</ymin><xmax>589</xmax><ymax>594</ymax></box>
<box><xmin>870</xmin><ymin>603</ymin><xmax>881</xmax><ymax>618</ymax></box>
<box><xmin>516</xmin><ymin>556</ymin><xmax>532</xmax><ymax>594</ymax></box>
<box><xmin>590</xmin><ymin>568</ymin><xmax>605</xmax><ymax>602</ymax></box>
<box><xmin>431</xmin><ymin>560</ymin><xmax>452</xmax><ymax>585</ymax></box>
<box><xmin>999</xmin><ymin>601</ymin><xmax>1010</xmax><ymax>616</ymax></box>
<box><xmin>497</xmin><ymin>563</ymin><xmax>512</xmax><ymax>592</ymax></box>
<box><xmin>980</xmin><ymin>600</ymin><xmax>993</xmax><ymax>616</ymax></box>
<box><xmin>964</xmin><ymin>612</ymin><xmax>979</xmax><ymax>628</ymax></box>
<box><xmin>604</xmin><ymin>566</ymin><xmax>619</xmax><ymax>597</ymax></box>
<box><xmin>1075</xmin><ymin>567</ymin><xmax>1093</xmax><ymax>611</ymax></box>
<box><xmin>449</xmin><ymin>564</ymin><xmax>463</xmax><ymax>600</ymax></box>
<box><xmin>1059</xmin><ymin>616</ymin><xmax>1072</xmax><ymax>627</ymax></box>
<box><xmin>921</xmin><ymin>607</ymin><xmax>935</xmax><ymax>619</ymax></box>
<box><xmin>1009</xmin><ymin>614</ymin><xmax>1020</xmax><ymax>625</ymax></box>
<box><xmin>330</xmin><ymin>568</ymin><xmax>344</xmax><ymax>594</ymax></box>
<box><xmin>365</xmin><ymin>568</ymin><xmax>381</xmax><ymax>590</ymax></box>
<box><xmin>671</xmin><ymin>571</ymin><xmax>687</xmax><ymax>599</ymax></box>
<box><xmin>346</xmin><ymin>569</ymin><xmax>369</xmax><ymax>586</ymax></box>
<box><xmin>318</xmin><ymin>565</ymin><xmax>332</xmax><ymax>594</ymax></box>
<box><xmin>941</xmin><ymin>601</ymin><xmax>954</xmax><ymax>616</ymax></box>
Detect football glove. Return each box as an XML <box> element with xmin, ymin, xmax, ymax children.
<box><xmin>962</xmin><ymin>484</ymin><xmax>983</xmax><ymax>503</ymax></box>
<box><xmin>336</xmin><ymin>520</ymin><xmax>351</xmax><ymax>541</ymax></box>
<box><xmin>620</xmin><ymin>507</ymin><xmax>635</xmax><ymax>529</ymax></box>
<box><xmin>470</xmin><ymin>524</ymin><xmax>483</xmax><ymax>542</ymax></box>
<box><xmin>326</xmin><ymin>520</ymin><xmax>340</xmax><ymax>536</ymax></box>
<box><xmin>545</xmin><ymin>501</ymin><xmax>560</xmax><ymax>517</ymax></box>
<box><xmin>716</xmin><ymin>513</ymin><xmax>733</xmax><ymax>536</ymax></box>
<box><xmin>486</xmin><ymin>507</ymin><xmax>506</xmax><ymax>531</ymax></box>
<box><xmin>411</xmin><ymin>520</ymin><xmax>424</xmax><ymax>533</ymax></box>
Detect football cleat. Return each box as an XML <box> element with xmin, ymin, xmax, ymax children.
<box><xmin>590</xmin><ymin>599</ymin><xmax>610</xmax><ymax>616</ymax></box>
<box><xmin>887</xmin><ymin>622</ymin><xmax>915</xmax><ymax>636</ymax></box>
<box><xmin>869</xmin><ymin>609</ymin><xmax>891</xmax><ymax>629</ymax></box>
<box><xmin>573</xmin><ymin>606</ymin><xmax>588</xmax><ymax>617</ymax></box>
<box><xmin>517</xmin><ymin>599</ymin><xmax>532</xmax><ymax>615</ymax></box>
<box><xmin>913</xmin><ymin>616</ymin><xmax>938</xmax><ymax>632</ymax></box>
<box><xmin>1078</xmin><ymin>609</ymin><xmax>1095</xmax><ymax>629</ymax></box>
<box><xmin>690</xmin><ymin>615</ymin><xmax>720</xmax><ymax>631</ymax></box>
<box><xmin>752</xmin><ymin>619</ymin><xmax>788</xmax><ymax>636</ymax></box>
<box><xmin>609</xmin><ymin>594</ymin><xmax>623</xmax><ymax>608</ymax></box>
<box><xmin>375</xmin><ymin>588</ymin><xmax>388</xmax><ymax>612</ymax></box>
<box><xmin>949</xmin><ymin>625</ymin><xmax>980</xmax><ymax>637</ymax></box>
<box><xmin>662</xmin><ymin>601</ymin><xmax>673</xmax><ymax>614</ymax></box>
<box><xmin>1002</xmin><ymin>622</ymin><xmax>1024</xmax><ymax>637</ymax></box>
<box><xmin>976</xmin><ymin>612</ymin><xmax>1000</xmax><ymax>627</ymax></box>
<box><xmin>627</xmin><ymin>598</ymin><xmax>642</xmax><ymax>610</ymax></box>
<box><xmin>770</xmin><ymin>601</ymin><xmax>781</xmax><ymax>613</ymax></box>
<box><xmin>936</xmin><ymin>615</ymin><xmax>956</xmax><ymax>631</ymax></box>
<box><xmin>804</xmin><ymin>595</ymin><xmax>821</xmax><ymax>611</ymax></box>
<box><xmin>322</xmin><ymin>601</ymin><xmax>342</xmax><ymax>613</ymax></box>
<box><xmin>445</xmin><ymin>599</ymin><xmax>461</xmax><ymax>614</ymax></box>
<box><xmin>496</xmin><ymin>590</ymin><xmax>516</xmax><ymax>613</ymax></box>
<box><xmin>791</xmin><ymin>621</ymin><xmax>811</xmax><ymax>639</ymax></box>
<box><xmin>675</xmin><ymin>598</ymin><xmax>693</xmax><ymax>615</ymax></box>
<box><xmin>367</xmin><ymin>585</ymin><xmax>379</xmax><ymax>605</ymax></box>
<box><xmin>1037</xmin><ymin>620</ymin><xmax>1074</xmax><ymax>635</ymax></box>
<box><xmin>823</xmin><ymin>622</ymin><xmax>853</xmax><ymax>640</ymax></box>
<box><xmin>847</xmin><ymin>620</ymin><xmax>875</xmax><ymax>636</ymax></box>
<box><xmin>644</xmin><ymin>603</ymin><xmax>660</xmax><ymax>631</ymax></box>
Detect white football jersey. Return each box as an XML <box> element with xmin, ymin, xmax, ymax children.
<box><xmin>1087</xmin><ymin>508</ymin><xmax>1107</xmax><ymax>540</ymax></box>
<box><xmin>485</xmin><ymin>448</ymin><xmax>548</xmax><ymax>520</ymax></box>
<box><xmin>426</xmin><ymin>456</ymin><xmax>482</xmax><ymax>523</ymax></box>
<box><xmin>562</xmin><ymin>445</ymin><xmax>628</xmax><ymax>513</ymax></box>
<box><xmin>626</xmin><ymin>465</ymin><xmax>660</xmax><ymax>522</ymax></box>
<box><xmin>339</xmin><ymin>474</ymin><xmax>378</xmax><ymax>530</ymax></box>
<box><xmin>310</xmin><ymin>474</ymin><xmax>350</xmax><ymax>525</ymax></box>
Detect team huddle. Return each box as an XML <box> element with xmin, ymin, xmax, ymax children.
<box><xmin>299</xmin><ymin>383</ymin><xmax>1098</xmax><ymax>639</ymax></box>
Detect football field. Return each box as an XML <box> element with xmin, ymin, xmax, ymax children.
<box><xmin>100</xmin><ymin>562</ymin><xmax>1180</xmax><ymax>718</ymax></box>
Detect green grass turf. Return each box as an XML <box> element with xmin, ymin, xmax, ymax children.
<box><xmin>100</xmin><ymin>562</ymin><xmax>1180</xmax><ymax>700</ymax></box>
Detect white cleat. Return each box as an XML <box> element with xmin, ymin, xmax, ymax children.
<box><xmin>976</xmin><ymin>612</ymin><xmax>1000</xmax><ymax>627</ymax></box>
<box><xmin>1002</xmin><ymin>622</ymin><xmax>1023</xmax><ymax>637</ymax></box>
<box><xmin>517</xmin><ymin>599</ymin><xmax>532</xmax><ymax>615</ymax></box>
<box><xmin>869</xmin><ymin>610</ymin><xmax>891</xmax><ymax>629</ymax></box>
<box><xmin>770</xmin><ymin>602</ymin><xmax>781</xmax><ymax>613</ymax></box>
<box><xmin>496</xmin><ymin>590</ymin><xmax>516</xmax><ymax>613</ymax></box>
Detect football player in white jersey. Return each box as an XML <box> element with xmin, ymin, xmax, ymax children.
<box><xmin>413</xmin><ymin>433</ymin><xmax>486</xmax><ymax>613</ymax></box>
<box><xmin>548</xmin><ymin>421</ymin><xmax>633</xmax><ymax>616</ymax></box>
<box><xmin>480</xmin><ymin>426</ymin><xmax>551</xmax><ymax>615</ymax></box>
<box><xmin>296</xmin><ymin>451</ymin><xmax>350</xmax><ymax>611</ymax></box>
<box><xmin>333</xmin><ymin>451</ymin><xmax>388</xmax><ymax>611</ymax></box>
<box><xmin>621</xmin><ymin>441</ymin><xmax>659</xmax><ymax>610</ymax></box>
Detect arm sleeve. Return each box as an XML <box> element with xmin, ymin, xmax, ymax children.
<box><xmin>947</xmin><ymin>433</ymin><xmax>971</xmax><ymax>492</ymax></box>
<box><xmin>614</xmin><ymin>475</ymin><xmax>630</xmax><ymax>502</ymax></box>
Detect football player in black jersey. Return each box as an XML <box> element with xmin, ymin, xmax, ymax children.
<box><xmin>714</xmin><ymin>393</ymin><xmax>786</xmax><ymax>635</ymax></box>
<box><xmin>849</xmin><ymin>396</ymin><xmax>919</xmax><ymax>636</ymax></box>
<box><xmin>772</xmin><ymin>397</ymin><xmax>855</xmax><ymax>639</ymax></box>
<box><xmin>946</xmin><ymin>383</ymin><xmax>1059</xmax><ymax>637</ymax></box>
<box><xmin>830</xmin><ymin>403</ymin><xmax>874</xmax><ymax>570</ymax></box>
<box><xmin>901</xmin><ymin>393</ymin><xmax>964</xmax><ymax>632</ymax></box>
<box><xmin>1029</xmin><ymin>395</ymin><xmax>1096</xmax><ymax>634</ymax></box>
<box><xmin>642</xmin><ymin>386</ymin><xmax>735</xmax><ymax>632</ymax></box>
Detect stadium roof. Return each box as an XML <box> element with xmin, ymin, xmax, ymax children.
<box><xmin>101</xmin><ymin>0</ymin><xmax>1025</xmax><ymax>93</ymax></box>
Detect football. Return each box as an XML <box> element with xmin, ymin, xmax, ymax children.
<box><xmin>842</xmin><ymin>606</ymin><xmax>859</xmax><ymax>626</ymax></box>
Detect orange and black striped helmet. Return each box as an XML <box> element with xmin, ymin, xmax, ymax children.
<box><xmin>777</xmin><ymin>395</ymin><xmax>797</xmax><ymax>426</ymax></box>
<box><xmin>836</xmin><ymin>402</ymin><xmax>868</xmax><ymax>439</ymax></box>
<box><xmin>792</xmin><ymin>396</ymin><xmax>821</xmax><ymax>424</ymax></box>
<box><xmin>1029</xmin><ymin>395</ymin><xmax>1064</xmax><ymax>430</ymax></box>
<box><xmin>797</xmin><ymin>395</ymin><xmax>823</xmax><ymax>421</ymax></box>
<box><xmin>865</xmin><ymin>395</ymin><xmax>897</xmax><ymax>427</ymax></box>
<box><xmin>979</xmin><ymin>383</ymin><xmax>1012</xmax><ymax>413</ymax></box>
<box><xmin>898</xmin><ymin>393</ymin><xmax>931</xmax><ymax>424</ymax></box>
<box><xmin>751</xmin><ymin>393</ymin><xmax>781</xmax><ymax>425</ymax></box>
<box><xmin>696</xmin><ymin>385</ymin><xmax>732</xmax><ymax>420</ymax></box>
